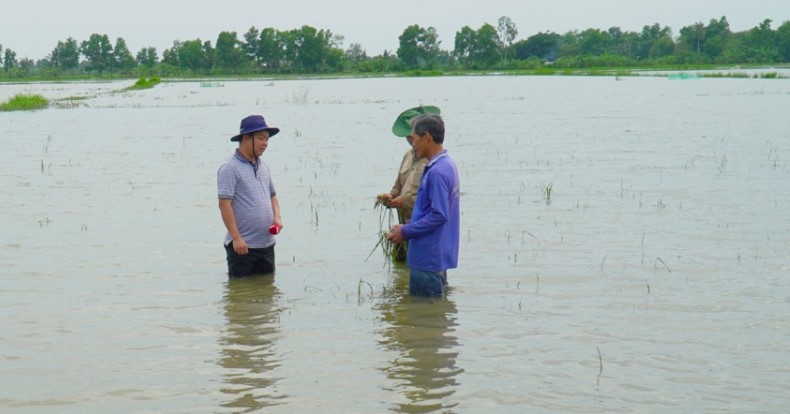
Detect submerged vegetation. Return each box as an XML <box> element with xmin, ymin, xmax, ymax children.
<box><xmin>367</xmin><ymin>195</ymin><xmax>406</xmax><ymax>265</ymax></box>
<box><xmin>125</xmin><ymin>77</ymin><xmax>161</xmax><ymax>90</ymax></box>
<box><xmin>0</xmin><ymin>94</ymin><xmax>49</xmax><ymax>111</ymax></box>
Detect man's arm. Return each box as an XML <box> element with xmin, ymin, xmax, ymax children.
<box><xmin>219</xmin><ymin>198</ymin><xmax>248</xmax><ymax>254</ymax></box>
<box><xmin>271</xmin><ymin>195</ymin><xmax>283</xmax><ymax>229</ymax></box>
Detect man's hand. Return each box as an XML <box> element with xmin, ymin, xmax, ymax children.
<box><xmin>387</xmin><ymin>224</ymin><xmax>404</xmax><ymax>243</ymax></box>
<box><xmin>376</xmin><ymin>193</ymin><xmax>393</xmax><ymax>208</ymax></box>
<box><xmin>388</xmin><ymin>196</ymin><xmax>404</xmax><ymax>208</ymax></box>
<box><xmin>232</xmin><ymin>238</ymin><xmax>249</xmax><ymax>255</ymax></box>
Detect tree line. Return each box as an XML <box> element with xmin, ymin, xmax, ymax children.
<box><xmin>1</xmin><ymin>15</ymin><xmax>789</xmax><ymax>79</ymax></box>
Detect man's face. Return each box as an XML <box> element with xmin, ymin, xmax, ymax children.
<box><xmin>250</xmin><ymin>130</ymin><xmax>270</xmax><ymax>157</ymax></box>
<box><xmin>410</xmin><ymin>129</ymin><xmax>430</xmax><ymax>158</ymax></box>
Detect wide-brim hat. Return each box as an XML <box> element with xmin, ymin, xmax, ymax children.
<box><xmin>231</xmin><ymin>114</ymin><xmax>280</xmax><ymax>142</ymax></box>
<box><xmin>391</xmin><ymin>105</ymin><xmax>441</xmax><ymax>137</ymax></box>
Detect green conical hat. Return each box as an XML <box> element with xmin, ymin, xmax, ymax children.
<box><xmin>391</xmin><ymin>105</ymin><xmax>441</xmax><ymax>137</ymax></box>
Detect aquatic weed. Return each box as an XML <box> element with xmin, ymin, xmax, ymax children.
<box><xmin>0</xmin><ymin>94</ymin><xmax>49</xmax><ymax>111</ymax></box>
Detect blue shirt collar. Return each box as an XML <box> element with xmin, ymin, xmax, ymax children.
<box><xmin>233</xmin><ymin>149</ymin><xmax>258</xmax><ymax>165</ymax></box>
<box><xmin>425</xmin><ymin>149</ymin><xmax>448</xmax><ymax>168</ymax></box>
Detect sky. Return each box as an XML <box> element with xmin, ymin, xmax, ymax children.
<box><xmin>3</xmin><ymin>0</ymin><xmax>789</xmax><ymax>60</ymax></box>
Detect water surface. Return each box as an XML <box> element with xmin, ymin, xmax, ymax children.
<box><xmin>1</xmin><ymin>74</ymin><xmax>789</xmax><ymax>413</ymax></box>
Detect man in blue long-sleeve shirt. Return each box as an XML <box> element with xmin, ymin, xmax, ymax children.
<box><xmin>388</xmin><ymin>113</ymin><xmax>460</xmax><ymax>296</ymax></box>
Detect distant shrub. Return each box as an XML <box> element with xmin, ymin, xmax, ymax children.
<box><xmin>403</xmin><ymin>69</ymin><xmax>443</xmax><ymax>77</ymax></box>
<box><xmin>0</xmin><ymin>94</ymin><xmax>49</xmax><ymax>111</ymax></box>
<box><xmin>127</xmin><ymin>77</ymin><xmax>161</xmax><ymax>90</ymax></box>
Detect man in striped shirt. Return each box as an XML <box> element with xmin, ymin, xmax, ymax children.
<box><xmin>218</xmin><ymin>115</ymin><xmax>283</xmax><ymax>278</ymax></box>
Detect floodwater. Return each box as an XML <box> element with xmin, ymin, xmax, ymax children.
<box><xmin>1</xmin><ymin>72</ymin><xmax>789</xmax><ymax>413</ymax></box>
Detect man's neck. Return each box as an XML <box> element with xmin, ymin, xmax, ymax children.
<box><xmin>237</xmin><ymin>148</ymin><xmax>257</xmax><ymax>162</ymax></box>
<box><xmin>424</xmin><ymin>145</ymin><xmax>444</xmax><ymax>161</ymax></box>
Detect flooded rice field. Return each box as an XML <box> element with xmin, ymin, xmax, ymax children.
<box><xmin>1</xmin><ymin>73</ymin><xmax>789</xmax><ymax>413</ymax></box>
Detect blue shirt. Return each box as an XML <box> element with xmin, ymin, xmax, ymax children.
<box><xmin>402</xmin><ymin>150</ymin><xmax>460</xmax><ymax>272</ymax></box>
<box><xmin>217</xmin><ymin>150</ymin><xmax>277</xmax><ymax>248</ymax></box>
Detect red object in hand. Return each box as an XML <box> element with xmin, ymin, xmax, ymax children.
<box><xmin>268</xmin><ymin>225</ymin><xmax>281</xmax><ymax>235</ymax></box>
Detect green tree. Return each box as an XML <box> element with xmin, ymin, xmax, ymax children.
<box><xmin>161</xmin><ymin>41</ymin><xmax>180</xmax><ymax>67</ymax></box>
<box><xmin>470</xmin><ymin>23</ymin><xmax>500</xmax><ymax>68</ymax></box>
<box><xmin>345</xmin><ymin>43</ymin><xmax>368</xmax><ymax>65</ymax></box>
<box><xmin>80</xmin><ymin>33</ymin><xmax>114</xmax><ymax>74</ymax></box>
<box><xmin>777</xmin><ymin>20</ymin><xmax>790</xmax><ymax>62</ymax></box>
<box><xmin>397</xmin><ymin>24</ymin><xmax>441</xmax><ymax>69</ymax></box>
<box><xmin>558</xmin><ymin>31</ymin><xmax>581</xmax><ymax>57</ymax></box>
<box><xmin>258</xmin><ymin>28</ymin><xmax>283</xmax><ymax>71</ymax></box>
<box><xmin>606</xmin><ymin>27</ymin><xmax>626</xmax><ymax>56</ymax></box>
<box><xmin>741</xmin><ymin>19</ymin><xmax>778</xmax><ymax>62</ymax></box>
<box><xmin>703</xmin><ymin>16</ymin><xmax>731</xmax><ymax>59</ymax></box>
<box><xmin>18</xmin><ymin>58</ymin><xmax>34</xmax><ymax>77</ymax></box>
<box><xmin>497</xmin><ymin>16</ymin><xmax>518</xmax><ymax>60</ymax></box>
<box><xmin>649</xmin><ymin>37</ymin><xmax>675</xmax><ymax>58</ymax></box>
<box><xmin>242</xmin><ymin>26</ymin><xmax>260</xmax><ymax>65</ymax></box>
<box><xmin>356</xmin><ymin>51</ymin><xmax>400</xmax><ymax>72</ymax></box>
<box><xmin>420</xmin><ymin>27</ymin><xmax>441</xmax><ymax>68</ymax></box>
<box><xmin>49</xmin><ymin>37</ymin><xmax>80</xmax><ymax>72</ymax></box>
<box><xmin>3</xmin><ymin>48</ymin><xmax>18</xmax><ymax>73</ymax></box>
<box><xmin>514</xmin><ymin>31</ymin><xmax>561</xmax><ymax>61</ymax></box>
<box><xmin>136</xmin><ymin>47</ymin><xmax>158</xmax><ymax>68</ymax></box>
<box><xmin>176</xmin><ymin>39</ymin><xmax>208</xmax><ymax>72</ymax></box>
<box><xmin>397</xmin><ymin>24</ymin><xmax>422</xmax><ymax>68</ymax></box>
<box><xmin>292</xmin><ymin>26</ymin><xmax>323</xmax><ymax>71</ymax></box>
<box><xmin>216</xmin><ymin>31</ymin><xmax>244</xmax><ymax>72</ymax></box>
<box><xmin>577</xmin><ymin>28</ymin><xmax>610</xmax><ymax>56</ymax></box>
<box><xmin>279</xmin><ymin>30</ymin><xmax>298</xmax><ymax>71</ymax></box>
<box><xmin>640</xmin><ymin>24</ymin><xmax>674</xmax><ymax>59</ymax></box>
<box><xmin>453</xmin><ymin>26</ymin><xmax>475</xmax><ymax>66</ymax></box>
<box><xmin>202</xmin><ymin>40</ymin><xmax>216</xmax><ymax>72</ymax></box>
<box><xmin>678</xmin><ymin>22</ymin><xmax>706</xmax><ymax>54</ymax></box>
<box><xmin>113</xmin><ymin>37</ymin><xmax>136</xmax><ymax>74</ymax></box>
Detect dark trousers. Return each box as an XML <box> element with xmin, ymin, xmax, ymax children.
<box><xmin>225</xmin><ymin>243</ymin><xmax>276</xmax><ymax>278</ymax></box>
<box><xmin>409</xmin><ymin>269</ymin><xmax>448</xmax><ymax>296</ymax></box>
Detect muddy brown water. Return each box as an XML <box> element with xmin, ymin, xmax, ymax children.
<box><xmin>1</xmin><ymin>73</ymin><xmax>789</xmax><ymax>413</ymax></box>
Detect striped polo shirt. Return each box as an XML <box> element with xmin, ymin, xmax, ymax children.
<box><xmin>217</xmin><ymin>150</ymin><xmax>277</xmax><ymax>248</ymax></box>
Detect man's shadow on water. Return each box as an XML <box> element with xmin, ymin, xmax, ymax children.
<box><xmin>376</xmin><ymin>265</ymin><xmax>464</xmax><ymax>413</ymax></box>
<box><xmin>218</xmin><ymin>274</ymin><xmax>287</xmax><ymax>411</ymax></box>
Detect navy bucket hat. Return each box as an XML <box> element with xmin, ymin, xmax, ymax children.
<box><xmin>230</xmin><ymin>115</ymin><xmax>280</xmax><ymax>142</ymax></box>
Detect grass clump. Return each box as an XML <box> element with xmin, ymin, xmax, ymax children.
<box><xmin>403</xmin><ymin>69</ymin><xmax>443</xmax><ymax>77</ymax></box>
<box><xmin>0</xmin><ymin>94</ymin><xmax>49</xmax><ymax>111</ymax></box>
<box><xmin>366</xmin><ymin>194</ymin><xmax>407</xmax><ymax>265</ymax></box>
<box><xmin>126</xmin><ymin>77</ymin><xmax>161</xmax><ymax>90</ymax></box>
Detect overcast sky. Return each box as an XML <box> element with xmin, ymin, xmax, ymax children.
<box><xmin>3</xmin><ymin>0</ymin><xmax>789</xmax><ymax>60</ymax></box>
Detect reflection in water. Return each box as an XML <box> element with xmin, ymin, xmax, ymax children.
<box><xmin>218</xmin><ymin>275</ymin><xmax>286</xmax><ymax>412</ymax></box>
<box><xmin>377</xmin><ymin>267</ymin><xmax>463</xmax><ymax>413</ymax></box>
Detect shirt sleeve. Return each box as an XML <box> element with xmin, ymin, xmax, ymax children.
<box><xmin>217</xmin><ymin>164</ymin><xmax>237</xmax><ymax>199</ymax></box>
<box><xmin>401</xmin><ymin>169</ymin><xmax>451</xmax><ymax>239</ymax></box>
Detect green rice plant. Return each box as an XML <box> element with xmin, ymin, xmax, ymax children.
<box><xmin>126</xmin><ymin>77</ymin><xmax>161</xmax><ymax>90</ymax></box>
<box><xmin>366</xmin><ymin>195</ymin><xmax>406</xmax><ymax>264</ymax></box>
<box><xmin>0</xmin><ymin>94</ymin><xmax>49</xmax><ymax>111</ymax></box>
<box><xmin>51</xmin><ymin>95</ymin><xmax>90</xmax><ymax>109</ymax></box>
<box><xmin>289</xmin><ymin>86</ymin><xmax>309</xmax><ymax>104</ymax></box>
<box><xmin>544</xmin><ymin>182</ymin><xmax>553</xmax><ymax>205</ymax></box>
<box><xmin>357</xmin><ymin>279</ymin><xmax>374</xmax><ymax>303</ymax></box>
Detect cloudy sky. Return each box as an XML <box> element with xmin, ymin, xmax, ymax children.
<box><xmin>3</xmin><ymin>0</ymin><xmax>789</xmax><ymax>60</ymax></box>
